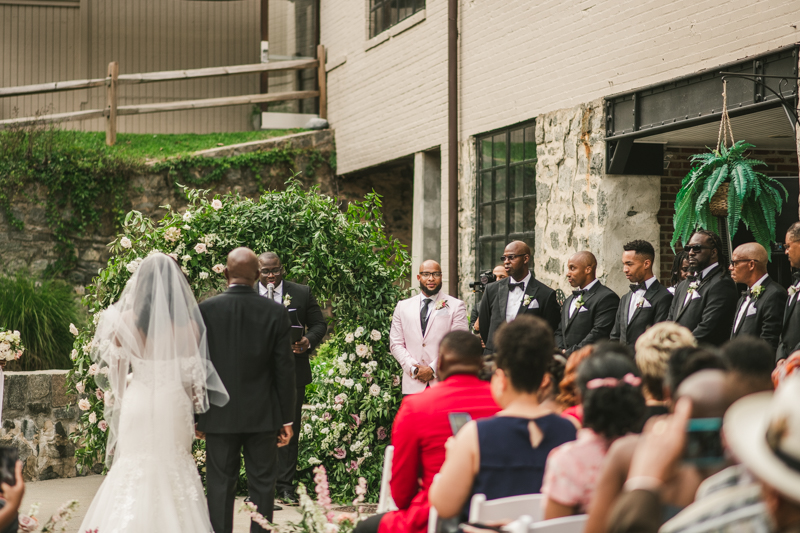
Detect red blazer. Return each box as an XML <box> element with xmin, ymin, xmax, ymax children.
<box><xmin>378</xmin><ymin>374</ymin><xmax>501</xmax><ymax>533</ymax></box>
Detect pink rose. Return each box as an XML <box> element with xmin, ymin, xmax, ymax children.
<box><xmin>17</xmin><ymin>515</ymin><xmax>38</xmax><ymax>532</ymax></box>
<box><xmin>350</xmin><ymin>413</ymin><xmax>362</xmax><ymax>427</ymax></box>
<box><xmin>333</xmin><ymin>447</ymin><xmax>346</xmax><ymax>460</ymax></box>
<box><xmin>98</xmin><ymin>420</ymin><xmax>108</xmax><ymax>432</ymax></box>
<box><xmin>322</xmin><ymin>412</ymin><xmax>331</xmax><ymax>420</ymax></box>
<box><xmin>95</xmin><ymin>389</ymin><xmax>104</xmax><ymax>400</ymax></box>
<box><xmin>212</xmin><ymin>264</ymin><xmax>225</xmax><ymax>274</ymax></box>
<box><xmin>377</xmin><ymin>427</ymin><xmax>387</xmax><ymax>440</ymax></box>
<box><xmin>194</xmin><ymin>243</ymin><xmax>207</xmax><ymax>254</ymax></box>
<box><xmin>392</xmin><ymin>375</ymin><xmax>401</xmax><ymax>387</ymax></box>
<box><xmin>211</xmin><ymin>199</ymin><xmax>223</xmax><ymax>210</ymax></box>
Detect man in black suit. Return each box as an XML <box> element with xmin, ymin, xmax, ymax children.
<box><xmin>257</xmin><ymin>252</ymin><xmax>327</xmax><ymax>504</ymax></box>
<box><xmin>779</xmin><ymin>222</ymin><xmax>800</xmax><ymax>360</ymax></box>
<box><xmin>610</xmin><ymin>240</ymin><xmax>672</xmax><ymax>348</ymax></box>
<box><xmin>728</xmin><ymin>242</ymin><xmax>787</xmax><ymax>354</ymax></box>
<box><xmin>667</xmin><ymin>230</ymin><xmax>738</xmax><ymax>346</ymax></box>
<box><xmin>478</xmin><ymin>241</ymin><xmax>560</xmax><ymax>354</ymax></box>
<box><xmin>554</xmin><ymin>251</ymin><xmax>620</xmax><ymax>355</ymax></box>
<box><xmin>197</xmin><ymin>248</ymin><xmax>295</xmax><ymax>533</ymax></box>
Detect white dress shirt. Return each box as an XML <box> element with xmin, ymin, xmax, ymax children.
<box><xmin>258</xmin><ymin>281</ymin><xmax>284</xmax><ymax>304</ymax></box>
<box><xmin>628</xmin><ymin>276</ymin><xmax>657</xmax><ymax>324</ymax></box>
<box><xmin>734</xmin><ymin>274</ymin><xmax>769</xmax><ymax>332</ymax></box>
<box><xmin>683</xmin><ymin>262</ymin><xmax>719</xmax><ymax>307</ymax></box>
<box><xmin>506</xmin><ymin>272</ymin><xmax>532</xmax><ymax>322</ymax></box>
<box><xmin>569</xmin><ymin>279</ymin><xmax>599</xmax><ymax>318</ymax></box>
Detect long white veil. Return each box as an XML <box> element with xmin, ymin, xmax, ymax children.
<box><xmin>90</xmin><ymin>253</ymin><xmax>229</xmax><ymax>467</ymax></box>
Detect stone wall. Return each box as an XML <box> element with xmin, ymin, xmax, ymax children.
<box><xmin>0</xmin><ymin>370</ymin><xmax>89</xmax><ymax>481</ymax></box>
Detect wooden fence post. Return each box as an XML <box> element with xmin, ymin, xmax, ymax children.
<box><xmin>106</xmin><ymin>61</ymin><xmax>119</xmax><ymax>146</ymax></box>
<box><xmin>317</xmin><ymin>45</ymin><xmax>326</xmax><ymax>120</ymax></box>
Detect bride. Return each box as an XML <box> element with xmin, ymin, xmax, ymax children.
<box><xmin>79</xmin><ymin>253</ymin><xmax>229</xmax><ymax>533</ymax></box>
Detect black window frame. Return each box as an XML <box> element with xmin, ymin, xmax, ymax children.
<box><xmin>369</xmin><ymin>0</ymin><xmax>425</xmax><ymax>39</ymax></box>
<box><xmin>475</xmin><ymin>120</ymin><xmax>538</xmax><ymax>277</ymax></box>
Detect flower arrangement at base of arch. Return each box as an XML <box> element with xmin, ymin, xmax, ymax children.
<box><xmin>67</xmin><ymin>179</ymin><xmax>410</xmax><ymax>503</ymax></box>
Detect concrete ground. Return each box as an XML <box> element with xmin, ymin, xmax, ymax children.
<box><xmin>22</xmin><ymin>475</ymin><xmax>303</xmax><ymax>532</ymax></box>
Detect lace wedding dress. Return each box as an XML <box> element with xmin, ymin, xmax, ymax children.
<box><xmin>78</xmin><ymin>254</ymin><xmax>228</xmax><ymax>533</ymax></box>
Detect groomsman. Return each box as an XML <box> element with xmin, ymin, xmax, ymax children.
<box><xmin>478</xmin><ymin>241</ymin><xmax>560</xmax><ymax>354</ymax></box>
<box><xmin>389</xmin><ymin>260</ymin><xmax>468</xmax><ymax>394</ymax></box>
<box><xmin>667</xmin><ymin>230</ymin><xmax>738</xmax><ymax>346</ymax></box>
<box><xmin>555</xmin><ymin>251</ymin><xmax>620</xmax><ymax>356</ymax></box>
<box><xmin>779</xmin><ymin>223</ymin><xmax>800</xmax><ymax>360</ymax></box>
<box><xmin>257</xmin><ymin>252</ymin><xmax>327</xmax><ymax>505</ymax></box>
<box><xmin>728</xmin><ymin>243</ymin><xmax>786</xmax><ymax>354</ymax></box>
<box><xmin>610</xmin><ymin>240</ymin><xmax>672</xmax><ymax>348</ymax></box>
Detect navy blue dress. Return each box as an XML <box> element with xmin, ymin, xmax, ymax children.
<box><xmin>470</xmin><ymin>414</ymin><xmax>577</xmax><ymax>508</ymax></box>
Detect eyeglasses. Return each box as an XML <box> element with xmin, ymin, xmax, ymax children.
<box><xmin>730</xmin><ymin>259</ymin><xmax>759</xmax><ymax>266</ymax></box>
<box><xmin>683</xmin><ymin>245</ymin><xmax>712</xmax><ymax>253</ymax></box>
<box><xmin>420</xmin><ymin>272</ymin><xmax>443</xmax><ymax>279</ymax></box>
<box><xmin>500</xmin><ymin>254</ymin><xmax>527</xmax><ymax>261</ymax></box>
<box><xmin>260</xmin><ymin>268</ymin><xmax>282</xmax><ymax>275</ymax></box>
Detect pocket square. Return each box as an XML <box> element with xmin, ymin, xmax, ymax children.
<box><xmin>527</xmin><ymin>299</ymin><xmax>540</xmax><ymax>309</ymax></box>
<box><xmin>746</xmin><ymin>305</ymin><xmax>757</xmax><ymax>316</ymax></box>
<box><xmin>640</xmin><ymin>299</ymin><xmax>652</xmax><ymax>308</ymax></box>
<box><xmin>435</xmin><ymin>308</ymin><xmax>449</xmax><ymax>316</ymax></box>
<box><xmin>578</xmin><ymin>306</ymin><xmax>589</xmax><ymax>313</ymax></box>
<box><xmin>691</xmin><ymin>291</ymin><xmax>702</xmax><ymax>300</ymax></box>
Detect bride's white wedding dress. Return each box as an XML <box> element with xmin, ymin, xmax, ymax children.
<box><xmin>78</xmin><ymin>254</ymin><xmax>228</xmax><ymax>533</ymax></box>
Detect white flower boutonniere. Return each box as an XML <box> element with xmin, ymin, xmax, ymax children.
<box><xmin>789</xmin><ymin>286</ymin><xmax>798</xmax><ymax>298</ymax></box>
<box><xmin>434</xmin><ymin>300</ymin><xmax>449</xmax><ymax>311</ymax></box>
<box><xmin>575</xmin><ymin>294</ymin><xmax>586</xmax><ymax>310</ymax></box>
<box><xmin>635</xmin><ymin>298</ymin><xmax>648</xmax><ymax>309</ymax></box>
<box><xmin>750</xmin><ymin>285</ymin><xmax>764</xmax><ymax>300</ymax></box>
<box><xmin>687</xmin><ymin>281</ymin><xmax>700</xmax><ymax>294</ymax></box>
<box><xmin>283</xmin><ymin>294</ymin><xmax>292</xmax><ymax>307</ymax></box>
<box><xmin>523</xmin><ymin>295</ymin><xmax>532</xmax><ymax>307</ymax></box>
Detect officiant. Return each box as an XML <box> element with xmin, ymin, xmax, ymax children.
<box><xmin>257</xmin><ymin>252</ymin><xmax>327</xmax><ymax>505</ymax></box>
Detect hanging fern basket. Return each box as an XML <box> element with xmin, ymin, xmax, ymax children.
<box><xmin>709</xmin><ymin>182</ymin><xmax>729</xmax><ymax>217</ymax></box>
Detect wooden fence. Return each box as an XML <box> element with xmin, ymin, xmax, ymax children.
<box><xmin>0</xmin><ymin>45</ymin><xmax>326</xmax><ymax>146</ymax></box>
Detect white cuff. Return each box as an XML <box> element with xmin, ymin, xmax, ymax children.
<box><xmin>283</xmin><ymin>422</ymin><xmax>293</xmax><ymax>426</ymax></box>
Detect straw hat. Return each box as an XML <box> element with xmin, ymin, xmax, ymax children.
<box><xmin>724</xmin><ymin>375</ymin><xmax>800</xmax><ymax>503</ymax></box>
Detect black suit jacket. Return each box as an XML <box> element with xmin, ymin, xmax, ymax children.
<box><xmin>778</xmin><ymin>283</ymin><xmax>800</xmax><ymax>360</ymax></box>
<box><xmin>197</xmin><ymin>285</ymin><xmax>296</xmax><ymax>434</ymax></box>
<box><xmin>478</xmin><ymin>273</ymin><xmax>560</xmax><ymax>354</ymax></box>
<box><xmin>667</xmin><ymin>266</ymin><xmax>739</xmax><ymax>347</ymax></box>
<box><xmin>610</xmin><ymin>280</ymin><xmax>673</xmax><ymax>348</ymax></box>
<box><xmin>730</xmin><ymin>276</ymin><xmax>787</xmax><ymax>354</ymax></box>
<box><xmin>263</xmin><ymin>280</ymin><xmax>327</xmax><ymax>387</ymax></box>
<box><xmin>555</xmin><ymin>282</ymin><xmax>620</xmax><ymax>356</ymax></box>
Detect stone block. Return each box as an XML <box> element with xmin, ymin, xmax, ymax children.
<box><xmin>27</xmin><ymin>374</ymin><xmax>52</xmax><ymax>403</ymax></box>
<box><xmin>28</xmin><ymin>402</ymin><xmax>50</xmax><ymax>415</ymax></box>
<box><xmin>3</xmin><ymin>374</ymin><xmax>26</xmax><ymax>411</ymax></box>
<box><xmin>51</xmin><ymin>373</ymin><xmax>71</xmax><ymax>408</ymax></box>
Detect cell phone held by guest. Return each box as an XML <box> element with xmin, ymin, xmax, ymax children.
<box><xmin>0</xmin><ymin>447</ymin><xmax>17</xmax><ymax>486</ymax></box>
<box><xmin>449</xmin><ymin>412</ymin><xmax>472</xmax><ymax>436</ymax></box>
<box><xmin>683</xmin><ymin>417</ymin><xmax>724</xmax><ymax>467</ymax></box>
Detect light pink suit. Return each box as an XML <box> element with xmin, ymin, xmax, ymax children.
<box><xmin>389</xmin><ymin>292</ymin><xmax>469</xmax><ymax>394</ymax></box>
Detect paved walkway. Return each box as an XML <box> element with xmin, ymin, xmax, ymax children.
<box><xmin>23</xmin><ymin>475</ymin><xmax>303</xmax><ymax>532</ymax></box>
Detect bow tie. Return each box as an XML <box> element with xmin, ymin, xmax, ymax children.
<box><xmin>687</xmin><ymin>274</ymin><xmax>700</xmax><ymax>283</ymax></box>
<box><xmin>572</xmin><ymin>289</ymin><xmax>587</xmax><ymax>298</ymax></box>
<box><xmin>741</xmin><ymin>289</ymin><xmax>750</xmax><ymax>298</ymax></box>
<box><xmin>629</xmin><ymin>283</ymin><xmax>646</xmax><ymax>293</ymax></box>
<box><xmin>509</xmin><ymin>282</ymin><xmax>525</xmax><ymax>292</ymax></box>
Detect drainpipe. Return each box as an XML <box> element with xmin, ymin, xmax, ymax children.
<box><xmin>448</xmin><ymin>0</ymin><xmax>458</xmax><ymax>297</ymax></box>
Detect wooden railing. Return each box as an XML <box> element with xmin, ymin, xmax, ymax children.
<box><xmin>0</xmin><ymin>45</ymin><xmax>326</xmax><ymax>146</ymax></box>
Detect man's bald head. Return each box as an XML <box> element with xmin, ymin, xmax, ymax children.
<box><xmin>507</xmin><ymin>241</ymin><xmax>531</xmax><ymax>257</ymax></box>
<box><xmin>729</xmin><ymin>243</ymin><xmax>768</xmax><ymax>285</ymax></box>
<box><xmin>437</xmin><ymin>331</ymin><xmax>484</xmax><ymax>381</ymax></box>
<box><xmin>676</xmin><ymin>369</ymin><xmax>731</xmax><ymax>418</ymax></box>
<box><xmin>503</xmin><ymin>241</ymin><xmax>532</xmax><ymax>281</ymax></box>
<box><xmin>572</xmin><ymin>251</ymin><xmax>598</xmax><ymax>270</ymax></box>
<box><xmin>566</xmin><ymin>251</ymin><xmax>598</xmax><ymax>288</ymax></box>
<box><xmin>419</xmin><ymin>260</ymin><xmax>442</xmax><ymax>273</ymax></box>
<box><xmin>226</xmin><ymin>247</ymin><xmax>259</xmax><ymax>286</ymax></box>
<box><xmin>418</xmin><ymin>259</ymin><xmax>443</xmax><ymax>296</ymax></box>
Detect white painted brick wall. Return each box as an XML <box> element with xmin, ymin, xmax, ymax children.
<box><xmin>322</xmin><ymin>0</ymin><xmax>800</xmax><ymax>174</ymax></box>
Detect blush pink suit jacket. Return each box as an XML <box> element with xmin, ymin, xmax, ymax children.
<box><xmin>389</xmin><ymin>292</ymin><xmax>469</xmax><ymax>394</ymax></box>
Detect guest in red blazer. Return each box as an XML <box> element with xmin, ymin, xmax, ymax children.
<box><xmin>355</xmin><ymin>331</ymin><xmax>501</xmax><ymax>533</ymax></box>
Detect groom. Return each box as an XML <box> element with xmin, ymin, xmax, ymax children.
<box><xmin>197</xmin><ymin>247</ymin><xmax>296</xmax><ymax>533</ymax></box>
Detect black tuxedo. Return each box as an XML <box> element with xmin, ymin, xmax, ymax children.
<box><xmin>197</xmin><ymin>285</ymin><xmax>295</xmax><ymax>532</ymax></box>
<box><xmin>478</xmin><ymin>273</ymin><xmax>561</xmax><ymax>354</ymax></box>
<box><xmin>730</xmin><ymin>276</ymin><xmax>787</xmax><ymax>354</ymax></box>
<box><xmin>778</xmin><ymin>281</ymin><xmax>800</xmax><ymax>361</ymax></box>
<box><xmin>555</xmin><ymin>282</ymin><xmax>620</xmax><ymax>355</ymax></box>
<box><xmin>667</xmin><ymin>265</ymin><xmax>738</xmax><ymax>347</ymax></box>
<box><xmin>610</xmin><ymin>280</ymin><xmax>673</xmax><ymax>348</ymax></box>
<box><xmin>262</xmin><ymin>280</ymin><xmax>327</xmax><ymax>495</ymax></box>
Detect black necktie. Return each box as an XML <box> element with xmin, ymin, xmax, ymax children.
<box><xmin>509</xmin><ymin>282</ymin><xmax>524</xmax><ymax>291</ymax></box>
<box><xmin>572</xmin><ymin>289</ymin><xmax>586</xmax><ymax>298</ymax></box>
<box><xmin>421</xmin><ymin>298</ymin><xmax>432</xmax><ymax>335</ymax></box>
<box><xmin>629</xmin><ymin>283</ymin><xmax>646</xmax><ymax>293</ymax></box>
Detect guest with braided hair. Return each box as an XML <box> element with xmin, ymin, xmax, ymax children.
<box><xmin>667</xmin><ymin>230</ymin><xmax>738</xmax><ymax>346</ymax></box>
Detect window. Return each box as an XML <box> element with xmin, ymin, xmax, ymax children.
<box><xmin>476</xmin><ymin>121</ymin><xmax>537</xmax><ymax>275</ymax></box>
<box><xmin>369</xmin><ymin>0</ymin><xmax>425</xmax><ymax>38</ymax></box>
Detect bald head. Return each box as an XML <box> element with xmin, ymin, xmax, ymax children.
<box><xmin>729</xmin><ymin>243</ymin><xmax>768</xmax><ymax>286</ymax></box>
<box><xmin>418</xmin><ymin>259</ymin><xmax>443</xmax><ymax>296</ymax></box>
<box><xmin>567</xmin><ymin>251</ymin><xmax>598</xmax><ymax>288</ymax></box>
<box><xmin>676</xmin><ymin>369</ymin><xmax>731</xmax><ymax>419</ymax></box>
<box><xmin>437</xmin><ymin>331</ymin><xmax>484</xmax><ymax>381</ymax></box>
<box><xmin>503</xmin><ymin>241</ymin><xmax>532</xmax><ymax>281</ymax></box>
<box><xmin>419</xmin><ymin>260</ymin><xmax>441</xmax><ymax>273</ymax></box>
<box><xmin>226</xmin><ymin>247</ymin><xmax>259</xmax><ymax>286</ymax></box>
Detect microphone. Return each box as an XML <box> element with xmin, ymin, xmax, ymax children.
<box><xmin>267</xmin><ymin>282</ymin><xmax>275</xmax><ymax>301</ymax></box>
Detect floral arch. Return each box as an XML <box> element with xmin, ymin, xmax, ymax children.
<box><xmin>69</xmin><ymin>180</ymin><xmax>410</xmax><ymax>501</ymax></box>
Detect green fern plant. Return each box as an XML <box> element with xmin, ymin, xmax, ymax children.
<box><xmin>671</xmin><ymin>140</ymin><xmax>788</xmax><ymax>259</ymax></box>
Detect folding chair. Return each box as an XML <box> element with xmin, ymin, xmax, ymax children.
<box><xmin>468</xmin><ymin>493</ymin><xmax>544</xmax><ymax>525</ymax></box>
<box><xmin>376</xmin><ymin>445</ymin><xmax>399</xmax><ymax>513</ymax></box>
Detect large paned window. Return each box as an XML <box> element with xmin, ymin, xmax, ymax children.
<box><xmin>369</xmin><ymin>0</ymin><xmax>425</xmax><ymax>38</ymax></box>
<box><xmin>476</xmin><ymin>122</ymin><xmax>537</xmax><ymax>274</ymax></box>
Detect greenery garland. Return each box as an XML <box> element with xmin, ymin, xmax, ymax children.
<box><xmin>68</xmin><ymin>179</ymin><xmax>410</xmax><ymax>502</ymax></box>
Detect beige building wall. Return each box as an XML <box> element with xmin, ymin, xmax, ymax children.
<box><xmin>1</xmin><ymin>0</ymin><xmax>261</xmax><ymax>133</ymax></box>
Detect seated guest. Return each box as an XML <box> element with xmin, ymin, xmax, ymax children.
<box><xmin>557</xmin><ymin>345</ymin><xmax>594</xmax><ymax>428</ymax></box>
<box><xmin>666</xmin><ymin>347</ymin><xmax>727</xmax><ymax>394</ymax></box>
<box><xmin>429</xmin><ymin>316</ymin><xmax>577</xmax><ymax>521</ymax></box>
<box><xmin>635</xmin><ymin>323</ymin><xmax>697</xmax><ymax>418</ymax></box>
<box><xmin>537</xmin><ymin>353</ymin><xmax>568</xmax><ymax>414</ymax></box>
<box><xmin>354</xmin><ymin>331</ymin><xmax>500</xmax><ymax>533</ymax></box>
<box><xmin>542</xmin><ymin>353</ymin><xmax>645</xmax><ymax>519</ymax></box>
<box><xmin>720</xmin><ymin>337</ymin><xmax>774</xmax><ymax>399</ymax></box>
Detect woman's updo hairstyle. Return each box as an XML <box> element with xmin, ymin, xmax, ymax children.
<box><xmin>494</xmin><ymin>315</ymin><xmax>554</xmax><ymax>394</ymax></box>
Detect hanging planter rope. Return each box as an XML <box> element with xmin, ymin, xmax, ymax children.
<box><xmin>709</xmin><ymin>81</ymin><xmax>735</xmax><ymax>217</ymax></box>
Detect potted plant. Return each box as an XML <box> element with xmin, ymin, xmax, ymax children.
<box><xmin>671</xmin><ymin>139</ymin><xmax>788</xmax><ymax>258</ymax></box>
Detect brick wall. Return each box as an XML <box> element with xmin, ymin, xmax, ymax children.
<box><xmin>658</xmin><ymin>146</ymin><xmax>798</xmax><ymax>284</ymax></box>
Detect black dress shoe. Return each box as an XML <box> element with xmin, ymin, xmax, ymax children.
<box><xmin>277</xmin><ymin>489</ymin><xmax>299</xmax><ymax>505</ymax></box>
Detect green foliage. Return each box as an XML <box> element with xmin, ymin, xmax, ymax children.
<box><xmin>68</xmin><ymin>179</ymin><xmax>410</xmax><ymax>502</ymax></box>
<box><xmin>671</xmin><ymin>140</ymin><xmax>788</xmax><ymax>259</ymax></box>
<box><xmin>0</xmin><ymin>271</ymin><xmax>84</xmax><ymax>370</ymax></box>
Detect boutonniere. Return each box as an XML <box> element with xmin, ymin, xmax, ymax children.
<box><xmin>789</xmin><ymin>286</ymin><xmax>798</xmax><ymax>298</ymax></box>
<box><xmin>283</xmin><ymin>294</ymin><xmax>292</xmax><ymax>307</ymax></box>
<box><xmin>750</xmin><ymin>285</ymin><xmax>764</xmax><ymax>300</ymax></box>
<box><xmin>635</xmin><ymin>298</ymin><xmax>649</xmax><ymax>309</ymax></box>
<box><xmin>434</xmin><ymin>299</ymin><xmax>449</xmax><ymax>311</ymax></box>
<box><xmin>687</xmin><ymin>281</ymin><xmax>700</xmax><ymax>294</ymax></box>
<box><xmin>523</xmin><ymin>295</ymin><xmax>533</xmax><ymax>307</ymax></box>
<box><xmin>575</xmin><ymin>294</ymin><xmax>586</xmax><ymax>310</ymax></box>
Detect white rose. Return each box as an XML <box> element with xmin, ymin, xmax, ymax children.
<box><xmin>308</xmin><ymin>457</ymin><xmax>321</xmax><ymax>465</ymax></box>
<box><xmin>321</xmin><ymin>427</ymin><xmax>330</xmax><ymax>434</ymax></box>
<box><xmin>87</xmin><ymin>363</ymin><xmax>99</xmax><ymax>376</ymax></box>
<box><xmin>345</xmin><ymin>333</ymin><xmax>355</xmax><ymax>344</ymax></box>
<box><xmin>212</xmin><ymin>264</ymin><xmax>225</xmax><ymax>274</ymax></box>
<box><xmin>181</xmin><ymin>255</ymin><xmax>192</xmax><ymax>263</ymax></box>
<box><xmin>199</xmin><ymin>272</ymin><xmax>209</xmax><ymax>280</ymax></box>
<box><xmin>334</xmin><ymin>376</ymin><xmax>342</xmax><ymax>384</ymax></box>
<box><xmin>88</xmin><ymin>412</ymin><xmax>97</xmax><ymax>424</ymax></box>
<box><xmin>344</xmin><ymin>379</ymin><xmax>354</xmax><ymax>388</ymax></box>
<box><xmin>194</xmin><ymin>243</ymin><xmax>207</xmax><ymax>254</ymax></box>
<box><xmin>70</xmin><ymin>349</ymin><xmax>78</xmax><ymax>360</ymax></box>
<box><xmin>304</xmin><ymin>424</ymin><xmax>312</xmax><ymax>434</ymax></box>
<box><xmin>120</xmin><ymin>236</ymin><xmax>132</xmax><ymax>249</ymax></box>
<box><xmin>348</xmin><ymin>353</ymin><xmax>356</xmax><ymax>362</ymax></box>
<box><xmin>327</xmin><ymin>369</ymin><xmax>334</xmax><ymax>376</ymax></box>
<box><xmin>334</xmin><ymin>404</ymin><xmax>343</xmax><ymax>411</ymax></box>
<box><xmin>370</xmin><ymin>330</ymin><xmax>382</xmax><ymax>341</ymax></box>
<box><xmin>354</xmin><ymin>327</ymin><xmax>365</xmax><ymax>338</ymax></box>
<box><xmin>355</xmin><ymin>383</ymin><xmax>363</xmax><ymax>393</ymax></box>
<box><xmin>126</xmin><ymin>260</ymin><xmax>138</xmax><ymax>273</ymax></box>
<box><xmin>355</xmin><ymin>344</ymin><xmax>369</xmax><ymax>357</ymax></box>
<box><xmin>182</xmin><ymin>211</ymin><xmax>192</xmax><ymax>222</ymax></box>
<box><xmin>211</xmin><ymin>199</ymin><xmax>223</xmax><ymax>210</ymax></box>
<box><xmin>369</xmin><ymin>384</ymin><xmax>381</xmax><ymax>397</ymax></box>
<box><xmin>76</xmin><ymin>382</ymin><xmax>85</xmax><ymax>394</ymax></box>
<box><xmin>69</xmin><ymin>323</ymin><xmax>79</xmax><ymax>336</ymax></box>
<box><xmin>78</xmin><ymin>399</ymin><xmax>90</xmax><ymax>411</ymax></box>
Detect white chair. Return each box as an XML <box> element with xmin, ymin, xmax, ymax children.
<box><xmin>469</xmin><ymin>493</ymin><xmax>544</xmax><ymax>525</ymax></box>
<box><xmin>504</xmin><ymin>514</ymin><xmax>588</xmax><ymax>533</ymax></box>
<box><xmin>376</xmin><ymin>445</ymin><xmax>399</xmax><ymax>513</ymax></box>
<box><xmin>427</xmin><ymin>502</ymin><xmax>439</xmax><ymax>533</ymax></box>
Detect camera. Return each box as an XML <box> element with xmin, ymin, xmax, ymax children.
<box><xmin>469</xmin><ymin>270</ymin><xmax>497</xmax><ymax>293</ymax></box>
